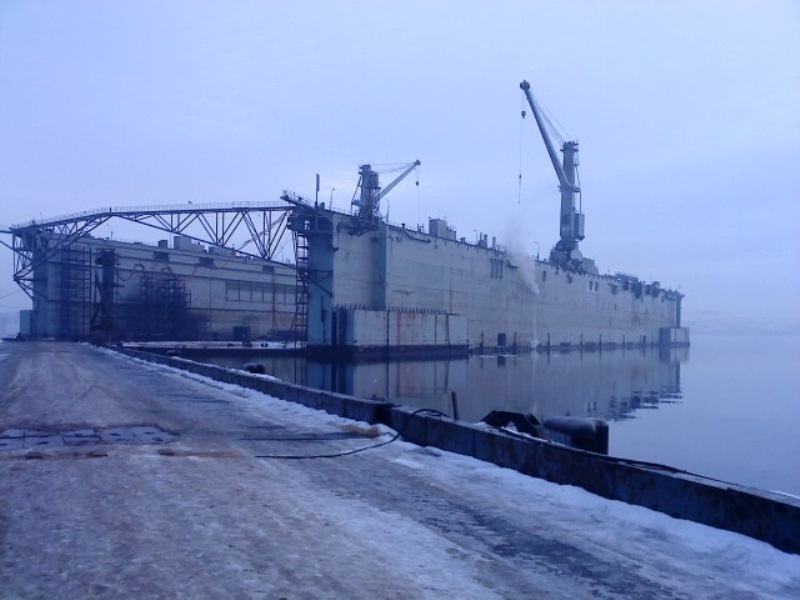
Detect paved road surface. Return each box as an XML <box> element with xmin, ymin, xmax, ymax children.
<box><xmin>1</xmin><ymin>342</ymin><xmax>797</xmax><ymax>599</ymax></box>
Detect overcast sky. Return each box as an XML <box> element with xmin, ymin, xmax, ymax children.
<box><xmin>1</xmin><ymin>1</ymin><xmax>798</xmax><ymax>331</ymax></box>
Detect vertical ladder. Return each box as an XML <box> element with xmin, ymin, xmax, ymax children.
<box><xmin>291</xmin><ymin>228</ymin><xmax>309</xmax><ymax>345</ymax></box>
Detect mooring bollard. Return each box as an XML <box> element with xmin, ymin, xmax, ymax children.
<box><xmin>450</xmin><ymin>390</ymin><xmax>459</xmax><ymax>420</ymax></box>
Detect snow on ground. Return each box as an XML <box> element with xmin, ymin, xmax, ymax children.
<box><xmin>2</xmin><ymin>343</ymin><xmax>798</xmax><ymax>599</ymax></box>
<box><xmin>130</xmin><ymin>353</ymin><xmax>800</xmax><ymax>598</ymax></box>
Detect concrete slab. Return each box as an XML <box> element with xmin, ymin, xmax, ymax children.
<box><xmin>63</xmin><ymin>436</ymin><xmax>102</xmax><ymax>446</ymax></box>
<box><xmin>61</xmin><ymin>429</ymin><xmax>97</xmax><ymax>438</ymax></box>
<box><xmin>0</xmin><ymin>429</ymin><xmax>26</xmax><ymax>439</ymax></box>
<box><xmin>129</xmin><ymin>426</ymin><xmax>173</xmax><ymax>444</ymax></box>
<box><xmin>23</xmin><ymin>429</ymin><xmax>50</xmax><ymax>437</ymax></box>
<box><xmin>0</xmin><ymin>438</ymin><xmax>25</xmax><ymax>451</ymax></box>
<box><xmin>23</xmin><ymin>436</ymin><xmax>64</xmax><ymax>449</ymax></box>
<box><xmin>99</xmin><ymin>428</ymin><xmax>137</xmax><ymax>443</ymax></box>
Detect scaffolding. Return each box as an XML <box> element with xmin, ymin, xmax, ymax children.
<box><xmin>130</xmin><ymin>273</ymin><xmax>193</xmax><ymax>340</ymax></box>
<box><xmin>90</xmin><ymin>249</ymin><xmax>118</xmax><ymax>338</ymax></box>
<box><xmin>58</xmin><ymin>246</ymin><xmax>91</xmax><ymax>340</ymax></box>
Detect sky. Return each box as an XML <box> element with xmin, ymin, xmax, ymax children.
<box><xmin>0</xmin><ymin>1</ymin><xmax>798</xmax><ymax>332</ymax></box>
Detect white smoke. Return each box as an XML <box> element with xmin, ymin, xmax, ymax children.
<box><xmin>503</xmin><ymin>216</ymin><xmax>539</xmax><ymax>295</ymax></box>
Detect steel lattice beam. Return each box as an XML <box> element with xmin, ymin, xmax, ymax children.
<box><xmin>4</xmin><ymin>201</ymin><xmax>293</xmax><ymax>300</ymax></box>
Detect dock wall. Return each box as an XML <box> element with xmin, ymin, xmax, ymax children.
<box><xmin>300</xmin><ymin>210</ymin><xmax>686</xmax><ymax>353</ymax></box>
<box><xmin>112</xmin><ymin>346</ymin><xmax>800</xmax><ymax>555</ymax></box>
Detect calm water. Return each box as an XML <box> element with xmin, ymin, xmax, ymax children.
<box><xmin>201</xmin><ymin>332</ymin><xmax>800</xmax><ymax>496</ymax></box>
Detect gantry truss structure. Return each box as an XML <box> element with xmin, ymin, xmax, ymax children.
<box><xmin>1</xmin><ymin>202</ymin><xmax>294</xmax><ymax>300</ymax></box>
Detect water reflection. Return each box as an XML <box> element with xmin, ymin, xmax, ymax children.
<box><xmin>203</xmin><ymin>346</ymin><xmax>688</xmax><ymax>424</ymax></box>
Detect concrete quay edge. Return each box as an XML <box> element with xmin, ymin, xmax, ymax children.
<box><xmin>111</xmin><ymin>345</ymin><xmax>800</xmax><ymax>555</ymax></box>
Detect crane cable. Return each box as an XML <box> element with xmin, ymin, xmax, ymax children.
<box><xmin>415</xmin><ymin>163</ymin><xmax>422</xmax><ymax>226</ymax></box>
<box><xmin>537</xmin><ymin>95</ymin><xmax>569</xmax><ymax>147</ymax></box>
<box><xmin>518</xmin><ymin>93</ymin><xmax>526</xmax><ymax>204</ymax></box>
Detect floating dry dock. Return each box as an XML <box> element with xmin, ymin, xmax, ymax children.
<box><xmin>286</xmin><ymin>198</ymin><xmax>688</xmax><ymax>358</ymax></box>
<box><xmin>114</xmin><ymin>346</ymin><xmax>799</xmax><ymax>555</ymax></box>
<box><xmin>283</xmin><ymin>81</ymin><xmax>689</xmax><ymax>357</ymax></box>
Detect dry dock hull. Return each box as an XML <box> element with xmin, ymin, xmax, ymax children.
<box><xmin>291</xmin><ymin>207</ymin><xmax>688</xmax><ymax>355</ymax></box>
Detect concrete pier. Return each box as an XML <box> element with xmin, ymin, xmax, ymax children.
<box><xmin>115</xmin><ymin>345</ymin><xmax>800</xmax><ymax>555</ymax></box>
<box><xmin>1</xmin><ymin>342</ymin><xmax>797</xmax><ymax>598</ymax></box>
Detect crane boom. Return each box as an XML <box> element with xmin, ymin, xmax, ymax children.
<box><xmin>378</xmin><ymin>160</ymin><xmax>421</xmax><ymax>201</ymax></box>
<box><xmin>520</xmin><ymin>81</ymin><xmax>576</xmax><ymax>193</ymax></box>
